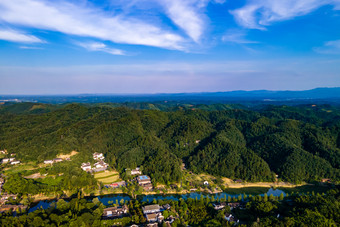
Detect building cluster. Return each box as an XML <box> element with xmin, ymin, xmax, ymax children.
<box><xmin>81</xmin><ymin>153</ymin><xmax>109</xmax><ymax>173</ymax></box>
<box><xmin>43</xmin><ymin>158</ymin><xmax>63</xmax><ymax>164</ymax></box>
<box><xmin>212</xmin><ymin>202</ymin><xmax>242</xmax><ymax>223</ymax></box>
<box><xmin>142</xmin><ymin>204</ymin><xmax>171</xmax><ymax>223</ymax></box>
<box><xmin>213</xmin><ymin>202</ymin><xmax>242</xmax><ymax>211</ymax></box>
<box><xmin>137</xmin><ymin>175</ymin><xmax>153</xmax><ymax>191</ymax></box>
<box><xmin>1</xmin><ymin>156</ymin><xmax>20</xmax><ymax>165</ymax></box>
<box><xmin>102</xmin><ymin>205</ymin><xmax>128</xmax><ymax>219</ymax></box>
<box><xmin>130</xmin><ymin>167</ymin><xmax>142</xmax><ymax>175</ymax></box>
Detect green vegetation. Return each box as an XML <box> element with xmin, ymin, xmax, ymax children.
<box><xmin>0</xmin><ymin>187</ymin><xmax>339</xmax><ymax>226</ymax></box>
<box><xmin>0</xmin><ymin>103</ymin><xmax>339</xmax><ymax>187</ymax></box>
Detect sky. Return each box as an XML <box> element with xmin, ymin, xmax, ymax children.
<box><xmin>0</xmin><ymin>0</ymin><xmax>340</xmax><ymax>94</ymax></box>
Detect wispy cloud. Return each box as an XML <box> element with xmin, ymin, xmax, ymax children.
<box><xmin>77</xmin><ymin>42</ymin><xmax>125</xmax><ymax>55</ymax></box>
<box><xmin>0</xmin><ymin>29</ymin><xmax>44</xmax><ymax>43</ymax></box>
<box><xmin>160</xmin><ymin>0</ymin><xmax>206</xmax><ymax>42</ymax></box>
<box><xmin>0</xmin><ymin>0</ymin><xmax>185</xmax><ymax>50</ymax></box>
<box><xmin>230</xmin><ymin>0</ymin><xmax>340</xmax><ymax>29</ymax></box>
<box><xmin>314</xmin><ymin>40</ymin><xmax>340</xmax><ymax>54</ymax></box>
<box><xmin>222</xmin><ymin>30</ymin><xmax>258</xmax><ymax>44</ymax></box>
<box><xmin>19</xmin><ymin>46</ymin><xmax>43</xmax><ymax>49</ymax></box>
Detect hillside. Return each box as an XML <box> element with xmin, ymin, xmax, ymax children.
<box><xmin>0</xmin><ymin>103</ymin><xmax>339</xmax><ymax>184</ymax></box>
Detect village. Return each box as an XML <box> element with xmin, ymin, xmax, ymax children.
<box><xmin>0</xmin><ymin>149</ymin><xmax>335</xmax><ymax>226</ymax></box>
<box><xmin>0</xmin><ymin>149</ymin><xmax>248</xmax><ymax>225</ymax></box>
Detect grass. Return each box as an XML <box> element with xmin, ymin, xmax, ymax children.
<box><xmin>224</xmin><ymin>187</ymin><xmax>270</xmax><ymax>195</ymax></box>
<box><xmin>98</xmin><ymin>176</ymin><xmax>121</xmax><ymax>184</ymax></box>
<box><xmin>3</xmin><ymin>162</ymin><xmax>38</xmax><ymax>174</ymax></box>
<box><xmin>277</xmin><ymin>185</ymin><xmax>331</xmax><ymax>194</ymax></box>
<box><xmin>94</xmin><ymin>170</ymin><xmax>121</xmax><ymax>184</ymax></box>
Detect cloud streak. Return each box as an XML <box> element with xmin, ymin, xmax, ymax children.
<box><xmin>230</xmin><ymin>0</ymin><xmax>340</xmax><ymax>29</ymax></box>
<box><xmin>0</xmin><ymin>0</ymin><xmax>185</xmax><ymax>50</ymax></box>
<box><xmin>0</xmin><ymin>29</ymin><xmax>44</xmax><ymax>43</ymax></box>
<box><xmin>77</xmin><ymin>42</ymin><xmax>125</xmax><ymax>55</ymax></box>
<box><xmin>314</xmin><ymin>40</ymin><xmax>340</xmax><ymax>54</ymax></box>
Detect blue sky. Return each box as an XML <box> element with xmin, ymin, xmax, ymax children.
<box><xmin>0</xmin><ymin>0</ymin><xmax>340</xmax><ymax>94</ymax></box>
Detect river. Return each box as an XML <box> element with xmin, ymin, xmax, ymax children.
<box><xmin>29</xmin><ymin>187</ymin><xmax>285</xmax><ymax>213</ymax></box>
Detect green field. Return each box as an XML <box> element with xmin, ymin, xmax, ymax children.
<box><xmin>94</xmin><ymin>171</ymin><xmax>121</xmax><ymax>184</ymax></box>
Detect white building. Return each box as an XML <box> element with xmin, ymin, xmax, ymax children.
<box><xmin>2</xmin><ymin>158</ymin><xmax>15</xmax><ymax>164</ymax></box>
<box><xmin>10</xmin><ymin>160</ymin><xmax>20</xmax><ymax>165</ymax></box>
<box><xmin>93</xmin><ymin>152</ymin><xmax>104</xmax><ymax>160</ymax></box>
<box><xmin>130</xmin><ymin>167</ymin><xmax>142</xmax><ymax>175</ymax></box>
<box><xmin>81</xmin><ymin>162</ymin><xmax>92</xmax><ymax>171</ymax></box>
<box><xmin>44</xmin><ymin>160</ymin><xmax>54</xmax><ymax>164</ymax></box>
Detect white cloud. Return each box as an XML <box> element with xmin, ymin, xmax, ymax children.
<box><xmin>0</xmin><ymin>29</ymin><xmax>43</xmax><ymax>43</ymax></box>
<box><xmin>314</xmin><ymin>40</ymin><xmax>340</xmax><ymax>54</ymax></box>
<box><xmin>0</xmin><ymin>0</ymin><xmax>185</xmax><ymax>50</ymax></box>
<box><xmin>222</xmin><ymin>30</ymin><xmax>258</xmax><ymax>44</ymax></box>
<box><xmin>230</xmin><ymin>0</ymin><xmax>340</xmax><ymax>29</ymax></box>
<box><xmin>159</xmin><ymin>0</ymin><xmax>206</xmax><ymax>42</ymax></box>
<box><xmin>19</xmin><ymin>46</ymin><xmax>43</xmax><ymax>49</ymax></box>
<box><xmin>77</xmin><ymin>42</ymin><xmax>125</xmax><ymax>55</ymax></box>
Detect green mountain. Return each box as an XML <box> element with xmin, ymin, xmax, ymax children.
<box><xmin>0</xmin><ymin>103</ymin><xmax>339</xmax><ymax>183</ymax></box>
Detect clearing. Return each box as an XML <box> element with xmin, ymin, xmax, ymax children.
<box><xmin>57</xmin><ymin>150</ymin><xmax>78</xmax><ymax>159</ymax></box>
<box><xmin>94</xmin><ymin>170</ymin><xmax>121</xmax><ymax>184</ymax></box>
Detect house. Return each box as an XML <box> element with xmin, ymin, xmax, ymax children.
<box><xmin>102</xmin><ymin>205</ymin><xmax>128</xmax><ymax>219</ymax></box>
<box><xmin>10</xmin><ymin>160</ymin><xmax>20</xmax><ymax>165</ymax></box>
<box><xmin>146</xmin><ymin>213</ymin><xmax>158</xmax><ymax>222</ymax></box>
<box><xmin>93</xmin><ymin>152</ymin><xmax>104</xmax><ymax>160</ymax></box>
<box><xmin>0</xmin><ymin>150</ymin><xmax>6</xmax><ymax>154</ymax></box>
<box><xmin>81</xmin><ymin>162</ymin><xmax>92</xmax><ymax>171</ymax></box>
<box><xmin>203</xmin><ymin>181</ymin><xmax>209</xmax><ymax>186</ymax></box>
<box><xmin>142</xmin><ymin>204</ymin><xmax>161</xmax><ymax>214</ymax></box>
<box><xmin>107</xmin><ymin>181</ymin><xmax>126</xmax><ymax>188</ymax></box>
<box><xmin>147</xmin><ymin>224</ymin><xmax>158</xmax><ymax>227</ymax></box>
<box><xmin>163</xmin><ymin>204</ymin><xmax>171</xmax><ymax>210</ymax></box>
<box><xmin>53</xmin><ymin>158</ymin><xmax>63</xmax><ymax>163</ymax></box>
<box><xmin>142</xmin><ymin>183</ymin><xmax>153</xmax><ymax>191</ymax></box>
<box><xmin>92</xmin><ymin>161</ymin><xmax>108</xmax><ymax>172</ymax></box>
<box><xmin>195</xmin><ymin>140</ymin><xmax>200</xmax><ymax>144</ymax></box>
<box><xmin>1</xmin><ymin>194</ymin><xmax>17</xmax><ymax>200</ymax></box>
<box><xmin>225</xmin><ymin>213</ymin><xmax>239</xmax><ymax>223</ymax></box>
<box><xmin>1</xmin><ymin>158</ymin><xmax>15</xmax><ymax>164</ymax></box>
<box><xmin>44</xmin><ymin>160</ymin><xmax>54</xmax><ymax>164</ymax></box>
<box><xmin>234</xmin><ymin>179</ymin><xmax>243</xmax><ymax>183</ymax></box>
<box><xmin>321</xmin><ymin>178</ymin><xmax>332</xmax><ymax>183</ymax></box>
<box><xmin>146</xmin><ymin>212</ymin><xmax>164</xmax><ymax>222</ymax></box>
<box><xmin>137</xmin><ymin>175</ymin><xmax>151</xmax><ymax>185</ymax></box>
<box><xmin>213</xmin><ymin>202</ymin><xmax>226</xmax><ymax>210</ymax></box>
<box><xmin>165</xmin><ymin>215</ymin><xmax>176</xmax><ymax>224</ymax></box>
<box><xmin>130</xmin><ymin>167</ymin><xmax>142</xmax><ymax>175</ymax></box>
<box><xmin>228</xmin><ymin>202</ymin><xmax>241</xmax><ymax>209</ymax></box>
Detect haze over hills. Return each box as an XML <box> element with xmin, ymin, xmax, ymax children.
<box><xmin>1</xmin><ymin>87</ymin><xmax>340</xmax><ymax>105</ymax></box>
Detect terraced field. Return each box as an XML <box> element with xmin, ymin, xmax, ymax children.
<box><xmin>94</xmin><ymin>170</ymin><xmax>121</xmax><ymax>184</ymax></box>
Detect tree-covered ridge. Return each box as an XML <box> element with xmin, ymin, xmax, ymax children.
<box><xmin>0</xmin><ymin>103</ymin><xmax>339</xmax><ymax>183</ymax></box>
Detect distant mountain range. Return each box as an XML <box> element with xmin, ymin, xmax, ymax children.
<box><xmin>1</xmin><ymin>87</ymin><xmax>340</xmax><ymax>104</ymax></box>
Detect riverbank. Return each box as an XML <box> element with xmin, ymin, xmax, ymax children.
<box><xmin>30</xmin><ymin>181</ymin><xmax>323</xmax><ymax>203</ymax></box>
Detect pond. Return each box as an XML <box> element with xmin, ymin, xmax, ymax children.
<box><xmin>29</xmin><ymin>187</ymin><xmax>285</xmax><ymax>212</ymax></box>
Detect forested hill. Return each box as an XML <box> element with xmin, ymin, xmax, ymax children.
<box><xmin>0</xmin><ymin>103</ymin><xmax>339</xmax><ymax>184</ymax></box>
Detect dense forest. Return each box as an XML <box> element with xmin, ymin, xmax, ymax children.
<box><xmin>0</xmin><ymin>102</ymin><xmax>339</xmax><ymax>184</ymax></box>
